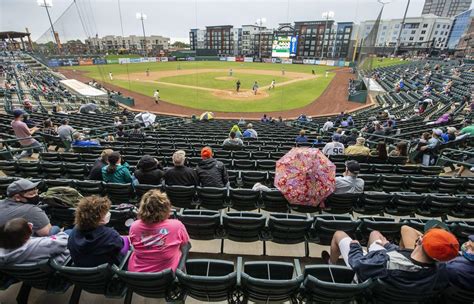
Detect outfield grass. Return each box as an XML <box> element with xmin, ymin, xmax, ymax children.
<box><xmin>370</xmin><ymin>57</ymin><xmax>410</xmax><ymax>68</ymax></box>
<box><xmin>67</xmin><ymin>61</ymin><xmax>337</xmax><ymax>112</ymax></box>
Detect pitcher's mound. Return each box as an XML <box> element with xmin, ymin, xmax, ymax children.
<box><xmin>215</xmin><ymin>76</ymin><xmax>237</xmax><ymax>81</ymax></box>
<box><xmin>212</xmin><ymin>89</ymin><xmax>269</xmax><ymax>100</ymax></box>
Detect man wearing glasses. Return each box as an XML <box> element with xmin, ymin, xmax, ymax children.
<box><xmin>0</xmin><ymin>179</ymin><xmax>58</xmax><ymax>236</ymax></box>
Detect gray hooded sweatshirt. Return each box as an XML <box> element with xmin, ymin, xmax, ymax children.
<box><xmin>0</xmin><ymin>232</ymin><xmax>69</xmax><ymax>265</ymax></box>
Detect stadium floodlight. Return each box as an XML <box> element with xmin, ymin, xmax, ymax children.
<box><xmin>37</xmin><ymin>0</ymin><xmax>59</xmax><ymax>53</ymax></box>
<box><xmin>136</xmin><ymin>12</ymin><xmax>148</xmax><ymax>57</ymax></box>
<box><xmin>321</xmin><ymin>11</ymin><xmax>335</xmax><ymax>59</ymax></box>
<box><xmin>255</xmin><ymin>18</ymin><xmax>267</xmax><ymax>59</ymax></box>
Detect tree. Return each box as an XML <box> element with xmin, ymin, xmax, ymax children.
<box><xmin>171</xmin><ymin>41</ymin><xmax>190</xmax><ymax>49</ymax></box>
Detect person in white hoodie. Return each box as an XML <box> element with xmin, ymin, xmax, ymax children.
<box><xmin>0</xmin><ymin>218</ymin><xmax>69</xmax><ymax>265</ymax></box>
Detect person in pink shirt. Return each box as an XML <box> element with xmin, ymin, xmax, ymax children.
<box><xmin>128</xmin><ymin>190</ymin><xmax>190</xmax><ymax>273</ymax></box>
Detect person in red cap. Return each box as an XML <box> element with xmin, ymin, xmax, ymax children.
<box><xmin>196</xmin><ymin>147</ymin><xmax>228</xmax><ymax>188</ymax></box>
<box><xmin>323</xmin><ymin>223</ymin><xmax>459</xmax><ymax>293</ymax></box>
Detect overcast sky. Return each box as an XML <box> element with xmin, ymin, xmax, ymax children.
<box><xmin>1</xmin><ymin>0</ymin><xmax>473</xmax><ymax>43</ymax></box>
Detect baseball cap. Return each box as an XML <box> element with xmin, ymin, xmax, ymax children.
<box><xmin>424</xmin><ymin>219</ymin><xmax>450</xmax><ymax>232</ymax></box>
<box><xmin>422</xmin><ymin>228</ymin><xmax>459</xmax><ymax>262</ymax></box>
<box><xmin>432</xmin><ymin>128</ymin><xmax>443</xmax><ymax>136</ymax></box>
<box><xmin>345</xmin><ymin>160</ymin><xmax>360</xmax><ymax>174</ymax></box>
<box><xmin>332</xmin><ymin>134</ymin><xmax>341</xmax><ymax>141</ymax></box>
<box><xmin>13</xmin><ymin>109</ymin><xmax>25</xmax><ymax>118</ymax></box>
<box><xmin>201</xmin><ymin>147</ymin><xmax>213</xmax><ymax>159</ymax></box>
<box><xmin>7</xmin><ymin>179</ymin><xmax>40</xmax><ymax>197</ymax></box>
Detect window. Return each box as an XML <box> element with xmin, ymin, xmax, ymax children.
<box><xmin>421</xmin><ymin>30</ymin><xmax>426</xmax><ymax>34</ymax></box>
<box><xmin>423</xmin><ymin>23</ymin><xmax>428</xmax><ymax>28</ymax></box>
<box><xmin>409</xmin><ymin>37</ymin><xmax>414</xmax><ymax>41</ymax></box>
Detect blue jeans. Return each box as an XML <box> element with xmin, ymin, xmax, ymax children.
<box><xmin>48</xmin><ymin>225</ymin><xmax>61</xmax><ymax>236</ymax></box>
<box><xmin>19</xmin><ymin>140</ymin><xmax>43</xmax><ymax>158</ymax></box>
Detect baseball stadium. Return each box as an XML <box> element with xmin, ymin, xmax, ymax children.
<box><xmin>0</xmin><ymin>0</ymin><xmax>474</xmax><ymax>303</ymax></box>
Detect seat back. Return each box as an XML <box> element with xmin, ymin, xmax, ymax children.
<box><xmin>113</xmin><ymin>267</ymin><xmax>175</xmax><ymax>300</ymax></box>
<box><xmin>312</xmin><ymin>215</ymin><xmax>360</xmax><ymax>245</ymax></box>
<box><xmin>165</xmin><ymin>185</ymin><xmax>196</xmax><ymax>209</ymax></box>
<box><xmin>196</xmin><ymin>187</ymin><xmax>227</xmax><ymax>210</ymax></box>
<box><xmin>324</xmin><ymin>193</ymin><xmax>361</xmax><ymax>214</ymax></box>
<box><xmin>261</xmin><ymin>190</ymin><xmax>289</xmax><ymax>213</ymax></box>
<box><xmin>268</xmin><ymin>213</ymin><xmax>312</xmax><ymax>244</ymax></box>
<box><xmin>229</xmin><ymin>188</ymin><xmax>260</xmax><ymax>211</ymax></box>
<box><xmin>104</xmin><ymin>183</ymin><xmax>135</xmax><ymax>205</ymax></box>
<box><xmin>222</xmin><ymin>212</ymin><xmax>266</xmax><ymax>242</ymax></box>
<box><xmin>177</xmin><ymin>209</ymin><xmax>220</xmax><ymax>240</ymax></box>
<box><xmin>176</xmin><ymin>259</ymin><xmax>237</xmax><ymax>302</ymax></box>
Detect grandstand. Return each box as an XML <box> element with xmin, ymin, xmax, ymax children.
<box><xmin>1</xmin><ymin>47</ymin><xmax>473</xmax><ymax>304</ymax></box>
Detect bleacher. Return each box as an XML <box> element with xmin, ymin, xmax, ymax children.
<box><xmin>0</xmin><ymin>52</ymin><xmax>473</xmax><ymax>303</ymax></box>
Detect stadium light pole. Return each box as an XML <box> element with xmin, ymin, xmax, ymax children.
<box><xmin>37</xmin><ymin>0</ymin><xmax>59</xmax><ymax>52</ymax></box>
<box><xmin>394</xmin><ymin>0</ymin><xmax>409</xmax><ymax>56</ymax></box>
<box><xmin>321</xmin><ymin>11</ymin><xmax>334</xmax><ymax>59</ymax></box>
<box><xmin>256</xmin><ymin>18</ymin><xmax>266</xmax><ymax>59</ymax></box>
<box><xmin>136</xmin><ymin>12</ymin><xmax>148</xmax><ymax>57</ymax></box>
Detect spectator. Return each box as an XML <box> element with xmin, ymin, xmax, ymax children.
<box><xmin>128</xmin><ymin>124</ymin><xmax>145</xmax><ymax>139</ymax></box>
<box><xmin>72</xmin><ymin>132</ymin><xmax>101</xmax><ymax>147</ymax></box>
<box><xmin>433</xmin><ymin>112</ymin><xmax>453</xmax><ymax>125</ymax></box>
<box><xmin>370</xmin><ymin>142</ymin><xmax>388</xmax><ymax>161</ymax></box>
<box><xmin>389</xmin><ymin>142</ymin><xmax>408</xmax><ymax>157</ymax></box>
<box><xmin>57</xmin><ymin>119</ymin><xmax>75</xmax><ymax>148</ymax></box>
<box><xmin>223</xmin><ymin>131</ymin><xmax>244</xmax><ymax>147</ymax></box>
<box><xmin>369</xmin><ymin>123</ymin><xmax>385</xmax><ymax>141</ymax></box>
<box><xmin>128</xmin><ymin>190</ymin><xmax>190</xmax><ymax>272</ymax></box>
<box><xmin>340</xmin><ymin>118</ymin><xmax>349</xmax><ymax>128</ymax></box>
<box><xmin>0</xmin><ymin>218</ymin><xmax>69</xmax><ymax>266</ymax></box>
<box><xmin>113</xmin><ymin>116</ymin><xmax>122</xmax><ymax>127</ymax></box>
<box><xmin>333</xmin><ymin>160</ymin><xmax>364</xmax><ymax>194</ymax></box>
<box><xmin>295</xmin><ymin>130</ymin><xmax>308</xmax><ymax>143</ymax></box>
<box><xmin>441</xmin><ymin>127</ymin><xmax>456</xmax><ymax>142</ymax></box>
<box><xmin>347</xmin><ymin>116</ymin><xmax>354</xmax><ymax>127</ymax></box>
<box><xmin>322</xmin><ymin>225</ymin><xmax>458</xmax><ymax>294</ymax></box>
<box><xmin>11</xmin><ymin>109</ymin><xmax>41</xmax><ymax>158</ymax></box>
<box><xmin>243</xmin><ymin>123</ymin><xmax>258</xmax><ymax>139</ymax></box>
<box><xmin>384</xmin><ymin>120</ymin><xmax>395</xmax><ymax>135</ymax></box>
<box><xmin>398</xmin><ymin>223</ymin><xmax>473</xmax><ymax>291</ymax></box>
<box><xmin>88</xmin><ymin>149</ymin><xmax>114</xmax><ymax>180</ymax></box>
<box><xmin>68</xmin><ymin>196</ymin><xmax>129</xmax><ymax>267</ymax></box>
<box><xmin>261</xmin><ymin>114</ymin><xmax>269</xmax><ymax>122</ymax></box>
<box><xmin>321</xmin><ymin>119</ymin><xmax>334</xmax><ymax>133</ymax></box>
<box><xmin>322</xmin><ymin>134</ymin><xmax>345</xmax><ymax>156</ymax></box>
<box><xmin>345</xmin><ymin>137</ymin><xmax>370</xmax><ymax>156</ymax></box>
<box><xmin>314</xmin><ymin>136</ymin><xmax>325</xmax><ymax>145</ymax></box>
<box><xmin>116</xmin><ymin>125</ymin><xmax>126</xmax><ymax>138</ymax></box>
<box><xmin>56</xmin><ymin>106</ymin><xmax>68</xmax><ymax>115</ymax></box>
<box><xmin>196</xmin><ymin>147</ymin><xmax>228</xmax><ymax>187</ymax></box>
<box><xmin>0</xmin><ymin>179</ymin><xmax>57</xmax><ymax>236</ymax></box>
<box><xmin>230</xmin><ymin>124</ymin><xmax>242</xmax><ymax>138</ymax></box>
<box><xmin>342</xmin><ymin>129</ymin><xmax>359</xmax><ymax>146</ymax></box>
<box><xmin>41</xmin><ymin>119</ymin><xmax>57</xmax><ymax>136</ymax></box>
<box><xmin>420</xmin><ymin>129</ymin><xmax>442</xmax><ymax>153</ymax></box>
<box><xmin>23</xmin><ymin>99</ymin><xmax>33</xmax><ymax>112</ymax></box>
<box><xmin>460</xmin><ymin>123</ymin><xmax>474</xmax><ymax>136</ymax></box>
<box><xmin>134</xmin><ymin>155</ymin><xmax>164</xmax><ymax>185</ymax></box>
<box><xmin>164</xmin><ymin>150</ymin><xmax>199</xmax><ymax>186</ymax></box>
<box><xmin>102</xmin><ymin>152</ymin><xmax>132</xmax><ymax>184</ymax></box>
<box><xmin>446</xmin><ymin>234</ymin><xmax>474</xmax><ymax>291</ymax></box>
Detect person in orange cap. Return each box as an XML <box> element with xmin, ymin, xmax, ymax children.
<box><xmin>323</xmin><ymin>221</ymin><xmax>459</xmax><ymax>293</ymax></box>
<box><xmin>196</xmin><ymin>147</ymin><xmax>228</xmax><ymax>188</ymax></box>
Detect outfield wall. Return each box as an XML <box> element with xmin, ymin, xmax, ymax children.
<box><xmin>47</xmin><ymin>56</ymin><xmax>353</xmax><ymax>68</ymax></box>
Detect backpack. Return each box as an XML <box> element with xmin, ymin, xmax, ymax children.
<box><xmin>40</xmin><ymin>186</ymin><xmax>83</xmax><ymax>208</ymax></box>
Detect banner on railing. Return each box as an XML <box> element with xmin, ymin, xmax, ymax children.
<box><xmin>244</xmin><ymin>57</ymin><xmax>254</xmax><ymax>62</ymax></box>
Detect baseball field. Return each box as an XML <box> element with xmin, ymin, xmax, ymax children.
<box><xmin>65</xmin><ymin>61</ymin><xmax>338</xmax><ymax>112</ymax></box>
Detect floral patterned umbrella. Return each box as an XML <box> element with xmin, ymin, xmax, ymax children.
<box><xmin>275</xmin><ymin>147</ymin><xmax>336</xmax><ymax>207</ymax></box>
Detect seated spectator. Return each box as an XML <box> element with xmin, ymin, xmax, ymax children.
<box><xmin>342</xmin><ymin>129</ymin><xmax>358</xmax><ymax>146</ymax></box>
<box><xmin>322</xmin><ymin>225</ymin><xmax>459</xmax><ymax>294</ymax></box>
<box><xmin>242</xmin><ymin>123</ymin><xmax>258</xmax><ymax>139</ymax></box>
<box><xmin>196</xmin><ymin>147</ymin><xmax>228</xmax><ymax>187</ymax></box>
<box><xmin>134</xmin><ymin>155</ymin><xmax>164</xmax><ymax>185</ymax></box>
<box><xmin>333</xmin><ymin>160</ymin><xmax>364</xmax><ymax>194</ymax></box>
<box><xmin>128</xmin><ymin>190</ymin><xmax>190</xmax><ymax>272</ymax></box>
<box><xmin>340</xmin><ymin>118</ymin><xmax>349</xmax><ymax>128</ymax></box>
<box><xmin>345</xmin><ymin>137</ymin><xmax>370</xmax><ymax>156</ymax></box>
<box><xmin>0</xmin><ymin>218</ymin><xmax>69</xmax><ymax>265</ymax></box>
<box><xmin>388</xmin><ymin>142</ymin><xmax>408</xmax><ymax>157</ymax></box>
<box><xmin>369</xmin><ymin>123</ymin><xmax>385</xmax><ymax>141</ymax></box>
<box><xmin>41</xmin><ymin>119</ymin><xmax>57</xmax><ymax>136</ymax></box>
<box><xmin>23</xmin><ymin>99</ymin><xmax>33</xmax><ymax>112</ymax></box>
<box><xmin>322</xmin><ymin>134</ymin><xmax>345</xmax><ymax>156</ymax></box>
<box><xmin>434</xmin><ymin>112</ymin><xmax>453</xmax><ymax>125</ymax></box>
<box><xmin>113</xmin><ymin>116</ymin><xmax>122</xmax><ymax>127</ymax></box>
<box><xmin>313</xmin><ymin>136</ymin><xmax>325</xmax><ymax>145</ymax></box>
<box><xmin>347</xmin><ymin>116</ymin><xmax>354</xmax><ymax>127</ymax></box>
<box><xmin>128</xmin><ymin>124</ymin><xmax>145</xmax><ymax>139</ymax></box>
<box><xmin>72</xmin><ymin>132</ymin><xmax>101</xmax><ymax>147</ymax></box>
<box><xmin>164</xmin><ymin>150</ymin><xmax>199</xmax><ymax>186</ymax></box>
<box><xmin>441</xmin><ymin>127</ymin><xmax>456</xmax><ymax>142</ymax></box>
<box><xmin>370</xmin><ymin>142</ymin><xmax>388</xmax><ymax>161</ymax></box>
<box><xmin>261</xmin><ymin>114</ymin><xmax>269</xmax><ymax>122</ymax></box>
<box><xmin>223</xmin><ymin>131</ymin><xmax>244</xmax><ymax>147</ymax></box>
<box><xmin>116</xmin><ymin>125</ymin><xmax>126</xmax><ymax>138</ymax></box>
<box><xmin>88</xmin><ymin>149</ymin><xmax>114</xmax><ymax>180</ymax></box>
<box><xmin>384</xmin><ymin>120</ymin><xmax>395</xmax><ymax>135</ymax></box>
<box><xmin>295</xmin><ymin>130</ymin><xmax>308</xmax><ymax>143</ymax></box>
<box><xmin>57</xmin><ymin>119</ymin><xmax>75</xmax><ymax>146</ymax></box>
<box><xmin>102</xmin><ymin>152</ymin><xmax>132</xmax><ymax>184</ymax></box>
<box><xmin>230</xmin><ymin>125</ymin><xmax>242</xmax><ymax>138</ymax></box>
<box><xmin>460</xmin><ymin>123</ymin><xmax>474</xmax><ymax>136</ymax></box>
<box><xmin>399</xmin><ymin>223</ymin><xmax>473</xmax><ymax>291</ymax></box>
<box><xmin>0</xmin><ymin>179</ymin><xmax>57</xmax><ymax>236</ymax></box>
<box><xmin>56</xmin><ymin>106</ymin><xmax>68</xmax><ymax>115</ymax></box>
<box><xmin>11</xmin><ymin>109</ymin><xmax>41</xmax><ymax>158</ymax></box>
<box><xmin>68</xmin><ymin>196</ymin><xmax>128</xmax><ymax>267</ymax></box>
<box><xmin>321</xmin><ymin>119</ymin><xmax>334</xmax><ymax>133</ymax></box>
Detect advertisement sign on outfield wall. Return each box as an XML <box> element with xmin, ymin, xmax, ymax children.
<box><xmin>107</xmin><ymin>59</ymin><xmax>118</xmax><ymax>64</ymax></box>
<box><xmin>292</xmin><ymin>59</ymin><xmax>303</xmax><ymax>64</ymax></box>
<box><xmin>281</xmin><ymin>58</ymin><xmax>292</xmax><ymax>64</ymax></box>
<box><xmin>227</xmin><ymin>57</ymin><xmax>236</xmax><ymax>62</ymax></box>
<box><xmin>167</xmin><ymin>57</ymin><xmax>176</xmax><ymax>61</ymax></box>
<box><xmin>263</xmin><ymin>58</ymin><xmax>273</xmax><ymax>63</ymax></box>
<box><xmin>93</xmin><ymin>58</ymin><xmax>107</xmax><ymax>65</ymax></box>
<box><xmin>236</xmin><ymin>57</ymin><xmax>244</xmax><ymax>62</ymax></box>
<box><xmin>303</xmin><ymin>59</ymin><xmax>316</xmax><ymax>65</ymax></box>
<box><xmin>161</xmin><ymin>57</ymin><xmax>169</xmax><ymax>62</ymax></box>
<box><xmin>147</xmin><ymin>57</ymin><xmax>157</xmax><ymax>62</ymax></box>
<box><xmin>326</xmin><ymin>60</ymin><xmax>335</xmax><ymax>66</ymax></box>
<box><xmin>130</xmin><ymin>58</ymin><xmax>141</xmax><ymax>63</ymax></box>
<box><xmin>244</xmin><ymin>57</ymin><xmax>254</xmax><ymax>63</ymax></box>
<box><xmin>219</xmin><ymin>57</ymin><xmax>227</xmax><ymax>61</ymax></box>
<box><xmin>118</xmin><ymin>58</ymin><xmax>130</xmax><ymax>64</ymax></box>
<box><xmin>79</xmin><ymin>59</ymin><xmax>93</xmax><ymax>65</ymax></box>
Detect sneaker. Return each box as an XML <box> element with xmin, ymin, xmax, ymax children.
<box><xmin>321</xmin><ymin>250</ymin><xmax>330</xmax><ymax>264</ymax></box>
